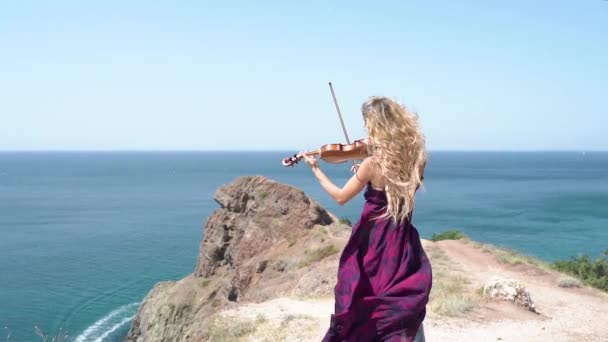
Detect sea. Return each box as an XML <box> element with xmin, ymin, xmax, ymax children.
<box><xmin>1</xmin><ymin>151</ymin><xmax>607</xmax><ymax>341</ymax></box>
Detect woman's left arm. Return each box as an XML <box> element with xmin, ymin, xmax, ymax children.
<box><xmin>301</xmin><ymin>155</ymin><xmax>374</xmax><ymax>205</ymax></box>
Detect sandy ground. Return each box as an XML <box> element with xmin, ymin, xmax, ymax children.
<box><xmin>215</xmin><ymin>240</ymin><xmax>608</xmax><ymax>342</ymax></box>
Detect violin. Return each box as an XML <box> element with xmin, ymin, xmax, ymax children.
<box><xmin>282</xmin><ymin>138</ymin><xmax>368</xmax><ymax>167</ymax></box>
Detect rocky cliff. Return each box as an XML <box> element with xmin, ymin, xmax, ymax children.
<box><xmin>125</xmin><ymin>176</ymin><xmax>351</xmax><ymax>341</ymax></box>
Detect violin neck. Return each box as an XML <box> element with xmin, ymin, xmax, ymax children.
<box><xmin>301</xmin><ymin>150</ymin><xmax>320</xmax><ymax>157</ymax></box>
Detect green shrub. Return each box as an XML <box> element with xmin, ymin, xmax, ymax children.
<box><xmin>339</xmin><ymin>217</ymin><xmax>352</xmax><ymax>226</ymax></box>
<box><xmin>558</xmin><ymin>277</ymin><xmax>582</xmax><ymax>288</ymax></box>
<box><xmin>552</xmin><ymin>250</ymin><xmax>608</xmax><ymax>292</ymax></box>
<box><xmin>431</xmin><ymin>230</ymin><xmax>466</xmax><ymax>242</ymax></box>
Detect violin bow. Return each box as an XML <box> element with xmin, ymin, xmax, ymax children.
<box><xmin>328</xmin><ymin>82</ymin><xmax>357</xmax><ymax>169</ymax></box>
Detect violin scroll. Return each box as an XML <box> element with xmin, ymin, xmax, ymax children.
<box><xmin>282</xmin><ymin>154</ymin><xmax>303</xmax><ymax>167</ymax></box>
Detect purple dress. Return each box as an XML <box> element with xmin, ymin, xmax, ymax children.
<box><xmin>322</xmin><ymin>185</ymin><xmax>433</xmax><ymax>342</ymax></box>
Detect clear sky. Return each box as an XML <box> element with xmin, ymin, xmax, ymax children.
<box><xmin>1</xmin><ymin>1</ymin><xmax>606</xmax><ymax>151</ymax></box>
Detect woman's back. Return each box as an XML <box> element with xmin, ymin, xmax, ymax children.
<box><xmin>366</xmin><ymin>158</ymin><xmax>387</xmax><ymax>191</ymax></box>
<box><xmin>363</xmin><ymin>156</ymin><xmax>425</xmax><ymax>204</ymax></box>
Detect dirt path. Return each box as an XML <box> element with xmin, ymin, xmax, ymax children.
<box><xmin>424</xmin><ymin>240</ymin><xmax>608</xmax><ymax>342</ymax></box>
<box><xmin>215</xmin><ymin>240</ymin><xmax>608</xmax><ymax>341</ymax></box>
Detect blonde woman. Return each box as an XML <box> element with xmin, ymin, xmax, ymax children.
<box><xmin>301</xmin><ymin>96</ymin><xmax>431</xmax><ymax>342</ymax></box>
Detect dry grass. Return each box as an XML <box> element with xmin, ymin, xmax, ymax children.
<box><xmin>299</xmin><ymin>245</ymin><xmax>339</xmax><ymax>267</ymax></box>
<box><xmin>313</xmin><ymin>229</ymin><xmax>328</xmax><ymax>243</ymax></box>
<box><xmin>427</xmin><ymin>245</ymin><xmax>477</xmax><ymax>316</ymax></box>
<box><xmin>202</xmin><ymin>314</ymin><xmax>266</xmax><ymax>341</ymax></box>
<box><xmin>280</xmin><ymin>314</ymin><xmax>316</xmax><ymax>327</ymax></box>
<box><xmin>3</xmin><ymin>326</ymin><xmax>71</xmax><ymax>342</ymax></box>
<box><xmin>30</xmin><ymin>326</ymin><xmax>69</xmax><ymax>342</ymax></box>
<box><xmin>469</xmin><ymin>241</ymin><xmax>550</xmax><ymax>269</ymax></box>
<box><xmin>256</xmin><ymin>313</ymin><xmax>318</xmax><ymax>341</ymax></box>
<box><xmin>205</xmin><ymin>312</ymin><xmax>318</xmax><ymax>342</ymax></box>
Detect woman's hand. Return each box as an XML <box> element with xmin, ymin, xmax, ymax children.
<box><xmin>300</xmin><ymin>152</ymin><xmax>319</xmax><ymax>169</ymax></box>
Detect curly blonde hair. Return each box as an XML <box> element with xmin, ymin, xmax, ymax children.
<box><xmin>362</xmin><ymin>96</ymin><xmax>427</xmax><ymax>223</ymax></box>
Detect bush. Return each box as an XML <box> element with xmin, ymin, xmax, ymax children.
<box><xmin>558</xmin><ymin>277</ymin><xmax>583</xmax><ymax>288</ymax></box>
<box><xmin>431</xmin><ymin>230</ymin><xmax>466</xmax><ymax>242</ymax></box>
<box><xmin>552</xmin><ymin>250</ymin><xmax>608</xmax><ymax>292</ymax></box>
<box><xmin>339</xmin><ymin>217</ymin><xmax>352</xmax><ymax>226</ymax></box>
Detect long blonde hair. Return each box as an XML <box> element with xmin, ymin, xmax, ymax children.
<box><xmin>362</xmin><ymin>96</ymin><xmax>427</xmax><ymax>223</ymax></box>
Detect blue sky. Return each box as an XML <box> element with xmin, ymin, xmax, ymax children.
<box><xmin>1</xmin><ymin>1</ymin><xmax>606</xmax><ymax>151</ymax></box>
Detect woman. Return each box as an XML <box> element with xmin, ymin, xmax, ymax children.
<box><xmin>300</xmin><ymin>96</ymin><xmax>432</xmax><ymax>342</ymax></box>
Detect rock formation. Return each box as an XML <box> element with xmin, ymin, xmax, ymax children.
<box><xmin>483</xmin><ymin>276</ymin><xmax>537</xmax><ymax>313</ymax></box>
<box><xmin>125</xmin><ymin>176</ymin><xmax>351</xmax><ymax>341</ymax></box>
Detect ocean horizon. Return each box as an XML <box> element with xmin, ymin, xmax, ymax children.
<box><xmin>1</xmin><ymin>151</ymin><xmax>607</xmax><ymax>341</ymax></box>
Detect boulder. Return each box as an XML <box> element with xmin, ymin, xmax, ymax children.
<box><xmin>483</xmin><ymin>276</ymin><xmax>537</xmax><ymax>313</ymax></box>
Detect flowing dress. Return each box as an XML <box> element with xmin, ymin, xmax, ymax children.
<box><xmin>322</xmin><ymin>185</ymin><xmax>433</xmax><ymax>342</ymax></box>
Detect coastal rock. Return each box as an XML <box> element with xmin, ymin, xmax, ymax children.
<box><xmin>195</xmin><ymin>176</ymin><xmax>334</xmax><ymax>279</ymax></box>
<box><xmin>483</xmin><ymin>276</ymin><xmax>537</xmax><ymax>313</ymax></box>
<box><xmin>125</xmin><ymin>176</ymin><xmax>350</xmax><ymax>342</ymax></box>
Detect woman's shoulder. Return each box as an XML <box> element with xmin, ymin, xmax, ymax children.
<box><xmin>354</xmin><ymin>157</ymin><xmax>376</xmax><ymax>184</ymax></box>
<box><xmin>361</xmin><ymin>155</ymin><xmax>379</xmax><ymax>167</ymax></box>
<box><xmin>358</xmin><ymin>157</ymin><xmax>379</xmax><ymax>176</ymax></box>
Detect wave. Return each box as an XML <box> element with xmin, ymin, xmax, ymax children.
<box><xmin>93</xmin><ymin>315</ymin><xmax>135</xmax><ymax>342</ymax></box>
<box><xmin>74</xmin><ymin>302</ymin><xmax>139</xmax><ymax>342</ymax></box>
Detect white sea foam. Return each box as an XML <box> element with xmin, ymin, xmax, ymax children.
<box><xmin>74</xmin><ymin>302</ymin><xmax>139</xmax><ymax>342</ymax></box>
<box><xmin>93</xmin><ymin>315</ymin><xmax>135</xmax><ymax>342</ymax></box>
